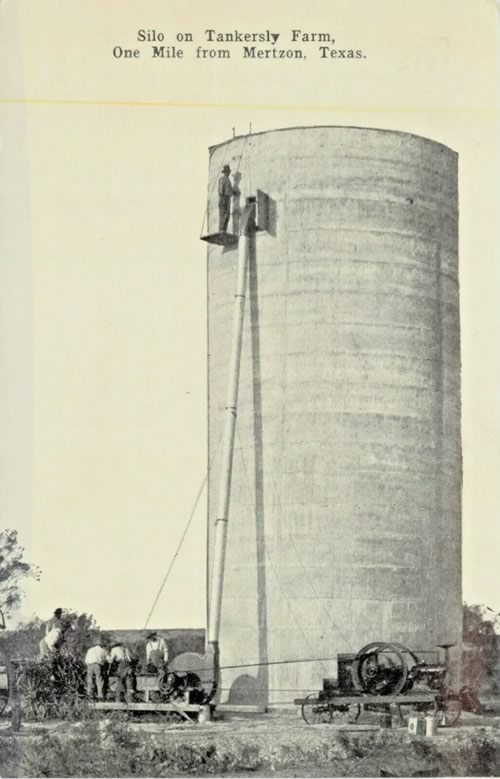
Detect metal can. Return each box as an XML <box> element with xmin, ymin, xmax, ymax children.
<box><xmin>198</xmin><ymin>705</ymin><xmax>211</xmax><ymax>724</ymax></box>
<box><xmin>425</xmin><ymin>714</ymin><xmax>438</xmax><ymax>736</ymax></box>
<box><xmin>408</xmin><ymin>715</ymin><xmax>425</xmax><ymax>735</ymax></box>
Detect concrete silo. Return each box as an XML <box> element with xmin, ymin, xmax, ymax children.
<box><xmin>206</xmin><ymin>126</ymin><xmax>461</xmax><ymax>708</ymax></box>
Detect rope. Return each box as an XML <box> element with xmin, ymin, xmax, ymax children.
<box><xmin>208</xmin><ymin>656</ymin><xmax>338</xmax><ymax>672</ymax></box>
<box><xmin>218</xmin><ymin>687</ymin><xmax>324</xmax><ymax>692</ymax></box>
<box><xmin>172</xmin><ymin>655</ymin><xmax>340</xmax><ymax>676</ymax></box>
<box><xmin>199</xmin><ymin>133</ymin><xmax>250</xmax><ymax>238</ymax></box>
<box><xmin>244</xmin><ymin>141</ymin><xmax>253</xmax><ymax>203</ymax></box>
<box><xmin>143</xmin><ymin>433</ymin><xmax>223</xmax><ymax>628</ymax></box>
<box><xmin>236</xmin><ymin>424</ymin><xmax>331</xmax><ymax>676</ymax></box>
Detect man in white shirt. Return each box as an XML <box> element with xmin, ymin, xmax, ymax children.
<box><xmin>145</xmin><ymin>632</ymin><xmax>169</xmax><ymax>687</ymax></box>
<box><xmin>39</xmin><ymin>627</ymin><xmax>62</xmax><ymax>658</ymax></box>
<box><xmin>45</xmin><ymin>608</ymin><xmax>64</xmax><ymax>634</ymax></box>
<box><xmin>146</xmin><ymin>632</ymin><xmax>168</xmax><ymax>668</ymax></box>
<box><xmin>108</xmin><ymin>642</ymin><xmax>135</xmax><ymax>702</ymax></box>
<box><xmin>84</xmin><ymin>636</ymin><xmax>108</xmax><ymax>700</ymax></box>
<box><xmin>108</xmin><ymin>643</ymin><xmax>131</xmax><ymax>666</ymax></box>
<box><xmin>218</xmin><ymin>165</ymin><xmax>235</xmax><ymax>232</ymax></box>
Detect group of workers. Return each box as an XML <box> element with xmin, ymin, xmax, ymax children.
<box><xmin>40</xmin><ymin>608</ymin><xmax>169</xmax><ymax>702</ymax></box>
<box><xmin>85</xmin><ymin>630</ymin><xmax>169</xmax><ymax>701</ymax></box>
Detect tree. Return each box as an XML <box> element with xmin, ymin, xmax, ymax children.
<box><xmin>462</xmin><ymin>603</ymin><xmax>499</xmax><ymax>691</ymax></box>
<box><xmin>1</xmin><ymin>610</ymin><xmax>100</xmax><ymax>661</ymax></box>
<box><xmin>0</xmin><ymin>529</ymin><xmax>41</xmax><ymax>615</ymax></box>
<box><xmin>0</xmin><ymin>610</ymin><xmax>101</xmax><ymax>719</ymax></box>
<box><xmin>0</xmin><ymin>616</ymin><xmax>44</xmax><ymax>660</ymax></box>
<box><xmin>61</xmin><ymin>611</ymin><xmax>100</xmax><ymax>656</ymax></box>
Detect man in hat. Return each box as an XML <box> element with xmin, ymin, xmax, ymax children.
<box><xmin>84</xmin><ymin>634</ymin><xmax>108</xmax><ymax>700</ymax></box>
<box><xmin>45</xmin><ymin>608</ymin><xmax>64</xmax><ymax>633</ymax></box>
<box><xmin>108</xmin><ymin>641</ymin><xmax>135</xmax><ymax>702</ymax></box>
<box><xmin>145</xmin><ymin>632</ymin><xmax>169</xmax><ymax>683</ymax></box>
<box><xmin>218</xmin><ymin>164</ymin><xmax>234</xmax><ymax>232</ymax></box>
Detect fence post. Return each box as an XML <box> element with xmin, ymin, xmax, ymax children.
<box><xmin>1</xmin><ymin>651</ymin><xmax>21</xmax><ymax>731</ymax></box>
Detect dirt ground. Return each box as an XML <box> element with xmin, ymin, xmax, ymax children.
<box><xmin>132</xmin><ymin>709</ymin><xmax>500</xmax><ymax>776</ymax></box>
<box><xmin>0</xmin><ymin>708</ymin><xmax>499</xmax><ymax>776</ymax></box>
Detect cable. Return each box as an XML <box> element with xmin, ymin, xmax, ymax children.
<box><xmin>143</xmin><ymin>433</ymin><xmax>223</xmax><ymax>628</ymax></box>
<box><xmin>206</xmin><ymin>656</ymin><xmax>338</xmax><ymax>672</ymax></box>
<box><xmin>233</xmin><ymin>133</ymin><xmax>249</xmax><ymax>178</ymax></box>
<box><xmin>173</xmin><ymin>655</ymin><xmax>340</xmax><ymax>676</ymax></box>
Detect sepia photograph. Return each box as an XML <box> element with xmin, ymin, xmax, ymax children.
<box><xmin>0</xmin><ymin>0</ymin><xmax>498</xmax><ymax>776</ymax></box>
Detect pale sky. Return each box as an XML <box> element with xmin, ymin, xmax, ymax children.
<box><xmin>0</xmin><ymin>0</ymin><xmax>498</xmax><ymax>631</ymax></box>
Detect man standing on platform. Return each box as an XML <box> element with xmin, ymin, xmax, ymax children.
<box><xmin>108</xmin><ymin>642</ymin><xmax>135</xmax><ymax>703</ymax></box>
<box><xmin>145</xmin><ymin>632</ymin><xmax>169</xmax><ymax>685</ymax></box>
<box><xmin>85</xmin><ymin>635</ymin><xmax>108</xmax><ymax>701</ymax></box>
<box><xmin>218</xmin><ymin>164</ymin><xmax>234</xmax><ymax>232</ymax></box>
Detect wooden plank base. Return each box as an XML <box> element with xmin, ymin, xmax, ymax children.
<box><xmin>90</xmin><ymin>701</ymin><xmax>202</xmax><ymax>713</ymax></box>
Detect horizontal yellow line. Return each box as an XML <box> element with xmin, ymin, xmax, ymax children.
<box><xmin>0</xmin><ymin>97</ymin><xmax>497</xmax><ymax>114</ymax></box>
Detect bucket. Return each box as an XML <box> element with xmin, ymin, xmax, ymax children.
<box><xmin>198</xmin><ymin>705</ymin><xmax>211</xmax><ymax>724</ymax></box>
<box><xmin>425</xmin><ymin>714</ymin><xmax>438</xmax><ymax>736</ymax></box>
<box><xmin>408</xmin><ymin>715</ymin><xmax>425</xmax><ymax>736</ymax></box>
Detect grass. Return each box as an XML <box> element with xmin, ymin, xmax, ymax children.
<box><xmin>0</xmin><ymin>719</ymin><xmax>499</xmax><ymax>777</ymax></box>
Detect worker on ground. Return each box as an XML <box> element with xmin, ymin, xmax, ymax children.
<box><xmin>146</xmin><ymin>632</ymin><xmax>169</xmax><ymax>684</ymax></box>
<box><xmin>85</xmin><ymin>634</ymin><xmax>108</xmax><ymax>701</ymax></box>
<box><xmin>218</xmin><ymin>164</ymin><xmax>234</xmax><ymax>232</ymax></box>
<box><xmin>108</xmin><ymin>642</ymin><xmax>135</xmax><ymax>703</ymax></box>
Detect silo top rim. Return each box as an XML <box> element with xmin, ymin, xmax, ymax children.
<box><xmin>208</xmin><ymin>125</ymin><xmax>457</xmax><ymax>156</ymax></box>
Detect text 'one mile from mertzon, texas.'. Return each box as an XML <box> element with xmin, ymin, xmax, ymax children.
<box><xmin>111</xmin><ymin>29</ymin><xmax>367</xmax><ymax>60</ymax></box>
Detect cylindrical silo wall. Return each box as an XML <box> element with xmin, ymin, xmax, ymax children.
<box><xmin>206</xmin><ymin>127</ymin><xmax>461</xmax><ymax>707</ymax></box>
